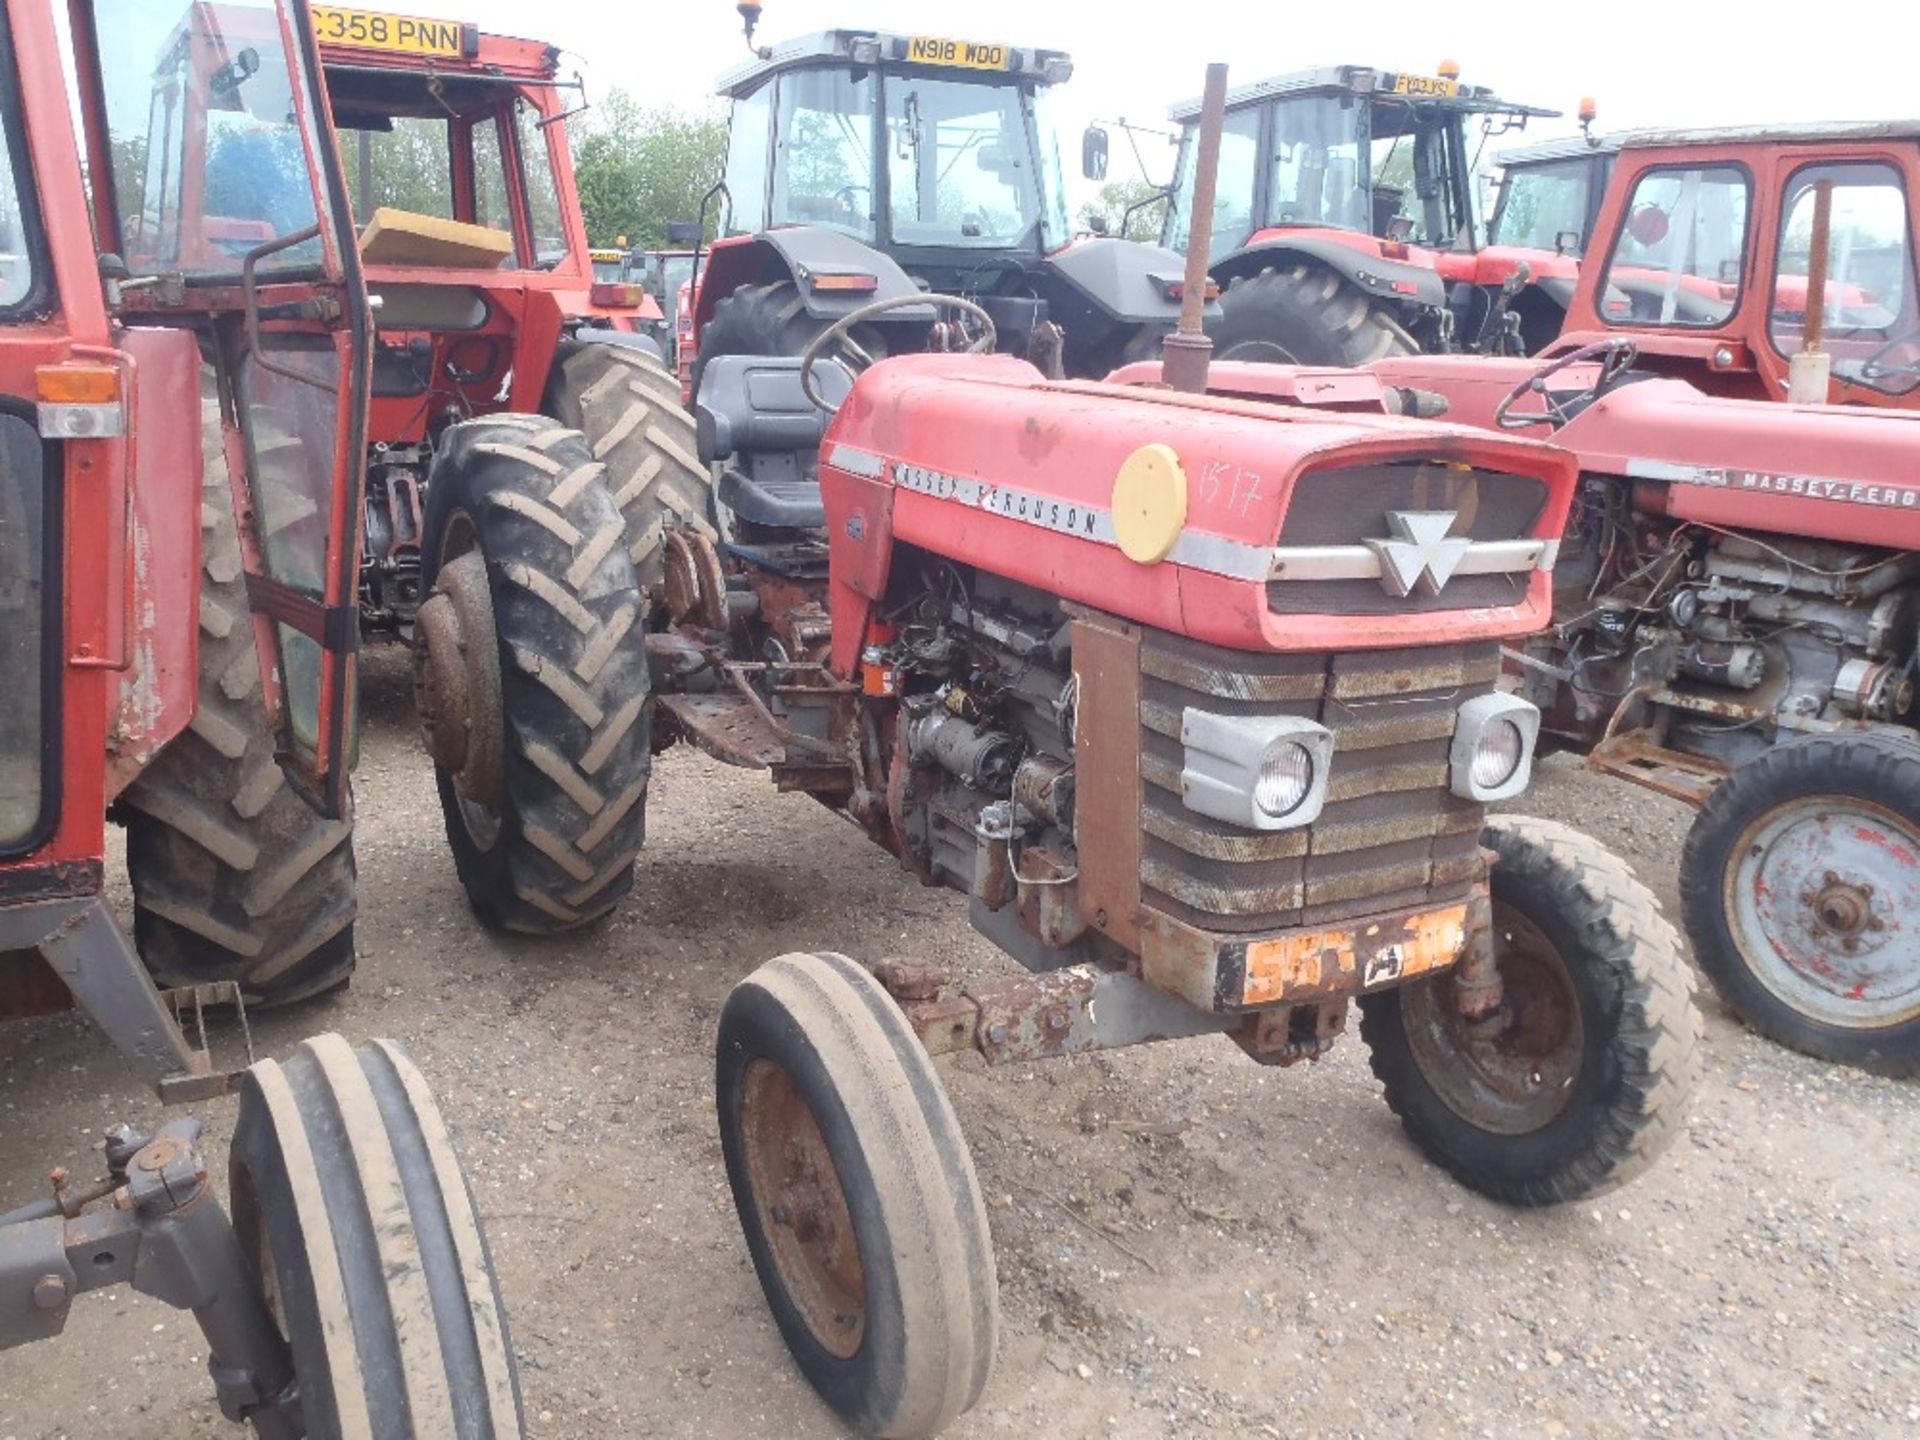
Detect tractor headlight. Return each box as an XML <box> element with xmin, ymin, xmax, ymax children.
<box><xmin>1181</xmin><ymin>710</ymin><xmax>1335</xmax><ymax>832</ymax></box>
<box><xmin>1450</xmin><ymin>693</ymin><xmax>1541</xmax><ymax>802</ymax></box>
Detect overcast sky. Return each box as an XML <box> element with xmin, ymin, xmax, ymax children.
<box><xmin>446</xmin><ymin>0</ymin><xmax>1917</xmax><ymax>202</ymax></box>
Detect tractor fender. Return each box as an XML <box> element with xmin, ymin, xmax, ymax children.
<box><xmin>1041</xmin><ymin>236</ymin><xmax>1221</xmax><ymax>324</ymax></box>
<box><xmin>694</xmin><ymin>229</ymin><xmax>935</xmax><ymax>335</ymax></box>
<box><xmin>1212</xmin><ymin>235</ymin><xmax>1448</xmax><ymax>311</ymax></box>
<box><xmin>563</xmin><ymin>326</ymin><xmax>665</xmax><ymax>364</ymax></box>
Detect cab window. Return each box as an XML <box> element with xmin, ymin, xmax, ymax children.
<box><xmin>1168</xmin><ymin>105</ymin><xmax>1262</xmax><ymax>260</ymax></box>
<box><xmin>723</xmin><ymin>82</ymin><xmax>774</xmax><ymax>233</ymax></box>
<box><xmin>338</xmin><ymin>115</ymin><xmax>454</xmax><ymax>219</ymax></box>
<box><xmin>1599</xmin><ymin>164</ymin><xmax>1749</xmax><ymax>328</ymax></box>
<box><xmin>1493</xmin><ymin>158</ymin><xmax>1594</xmax><ymax>253</ymax></box>
<box><xmin>514</xmin><ymin>99</ymin><xmax>569</xmax><ymax>267</ymax></box>
<box><xmin>772</xmin><ymin>67</ymin><xmax>875</xmax><ymax>239</ymax></box>
<box><xmin>1771</xmin><ymin>162</ymin><xmax>1920</xmax><ymax>394</ymax></box>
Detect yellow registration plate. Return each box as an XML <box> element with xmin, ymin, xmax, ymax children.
<box><xmin>906</xmin><ymin>36</ymin><xmax>1010</xmax><ymax>71</ymax></box>
<box><xmin>1392</xmin><ymin>73</ymin><xmax>1460</xmax><ymax>98</ymax></box>
<box><xmin>311</xmin><ymin>6</ymin><xmax>473</xmax><ymax>58</ymax></box>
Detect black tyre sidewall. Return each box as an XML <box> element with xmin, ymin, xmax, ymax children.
<box><xmin>1211</xmin><ymin>262</ymin><xmax>1415</xmax><ymax>366</ymax></box>
<box><xmin>1363</xmin><ymin>826</ymin><xmax>1639</xmax><ymax>1197</ymax></box>
<box><xmin>716</xmin><ymin>980</ymin><xmax>914</xmax><ymax>1433</ymax></box>
<box><xmin>690</xmin><ymin>281</ymin><xmax>898</xmax><ymax>403</ymax></box>
<box><xmin>1681</xmin><ymin>734</ymin><xmax>1920</xmax><ymax>1072</ymax></box>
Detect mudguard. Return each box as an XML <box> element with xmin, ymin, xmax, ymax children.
<box><xmin>565</xmin><ymin>328</ymin><xmax>665</xmax><ymax>363</ymax></box>
<box><xmin>1214</xmin><ymin>234</ymin><xmax>1449</xmax><ymax>310</ymax></box>
<box><xmin>695</xmin><ymin>228</ymin><xmax>936</xmax><ymax>331</ymax></box>
<box><xmin>1042</xmin><ymin>237</ymin><xmax>1221</xmax><ymax>324</ymax></box>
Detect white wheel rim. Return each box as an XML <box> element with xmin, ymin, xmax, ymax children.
<box><xmin>1726</xmin><ymin>795</ymin><xmax>1920</xmax><ymax>1027</ymax></box>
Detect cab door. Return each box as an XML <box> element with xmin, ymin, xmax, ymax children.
<box><xmin>70</xmin><ymin>0</ymin><xmax>370</xmax><ymax>817</ymax></box>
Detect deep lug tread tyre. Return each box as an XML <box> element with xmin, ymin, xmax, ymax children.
<box><xmin>689</xmin><ymin>280</ymin><xmax>894</xmax><ymax>404</ymax></box>
<box><xmin>1211</xmin><ymin>262</ymin><xmax>1416</xmax><ymax>366</ymax></box>
<box><xmin>717</xmin><ymin>951</ymin><xmax>997</xmax><ymax>1438</ymax></box>
<box><xmin>549</xmin><ymin>344</ymin><xmax>714</xmax><ymax>593</ymax></box>
<box><xmin>1360</xmin><ymin>816</ymin><xmax>1701</xmax><ymax>1206</ymax></box>
<box><xmin>232</xmin><ymin>1033</ymin><xmax>524</xmax><ymax>1438</ymax></box>
<box><xmin>1681</xmin><ymin>733</ymin><xmax>1920</xmax><ymax>1076</ymax></box>
<box><xmin>420</xmin><ymin>417</ymin><xmax>652</xmax><ymax>935</ymax></box>
<box><xmin>122</xmin><ymin>372</ymin><xmax>356</xmax><ymax>1007</ymax></box>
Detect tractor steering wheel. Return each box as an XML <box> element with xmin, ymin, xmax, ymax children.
<box><xmin>1494</xmin><ymin>339</ymin><xmax>1640</xmax><ymax>430</ymax></box>
<box><xmin>1858</xmin><ymin>333</ymin><xmax>1920</xmax><ymax>388</ymax></box>
<box><xmin>798</xmin><ymin>292</ymin><xmax>1000</xmax><ymax>414</ymax></box>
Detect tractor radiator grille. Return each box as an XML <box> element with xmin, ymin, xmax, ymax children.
<box><xmin>1138</xmin><ymin>630</ymin><xmax>1494</xmax><ymax>933</ymax></box>
<box><xmin>1268</xmin><ymin>460</ymin><xmax>1548</xmax><ymax>617</ymax></box>
<box><xmin>1276</xmin><ymin>461</ymin><xmax>1548</xmax><ymax>548</ymax></box>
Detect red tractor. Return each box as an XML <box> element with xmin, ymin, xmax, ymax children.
<box><xmin>1541</xmin><ymin>122</ymin><xmax>1920</xmax><ymax>409</ymax></box>
<box><xmin>685</xmin><ymin>22</ymin><xmax>1205</xmax><ymax>389</ymax></box>
<box><xmin>654</xmin><ymin>69</ymin><xmax>1700</xmax><ymax>1440</ymax></box>
<box><xmin>306</xmin><ymin>10</ymin><xmax>710</xmax><ymax>937</ymax></box>
<box><xmin>2</xmin><ymin>1</ymin><xmax>520</xmax><ymax>1432</ymax></box>
<box><xmin>1133</xmin><ymin>62</ymin><xmax>1562</xmax><ymax>363</ymax></box>
<box><xmin>1174</xmin><ymin>330</ymin><xmax>1920</xmax><ymax>1073</ymax></box>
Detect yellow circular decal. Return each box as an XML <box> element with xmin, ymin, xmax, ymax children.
<box><xmin>1110</xmin><ymin>442</ymin><xmax>1188</xmax><ymax>565</ymax></box>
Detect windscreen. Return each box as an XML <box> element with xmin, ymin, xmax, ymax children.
<box><xmin>1492</xmin><ymin>157</ymin><xmax>1596</xmax><ymax>252</ymax></box>
<box><xmin>885</xmin><ymin>75</ymin><xmax>1049</xmax><ymax>248</ymax></box>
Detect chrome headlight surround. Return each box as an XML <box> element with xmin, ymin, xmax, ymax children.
<box><xmin>1449</xmin><ymin>693</ymin><xmax>1542</xmax><ymax>802</ymax></box>
<box><xmin>1180</xmin><ymin>709</ymin><xmax>1336</xmax><ymax>832</ymax></box>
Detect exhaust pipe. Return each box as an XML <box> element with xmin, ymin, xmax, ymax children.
<box><xmin>1160</xmin><ymin>63</ymin><xmax>1228</xmax><ymax>394</ymax></box>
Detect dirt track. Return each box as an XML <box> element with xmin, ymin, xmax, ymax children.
<box><xmin>3</xmin><ymin>648</ymin><xmax>1917</xmax><ymax>1438</ymax></box>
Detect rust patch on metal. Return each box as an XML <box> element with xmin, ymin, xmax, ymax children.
<box><xmin>1241</xmin><ymin>902</ymin><xmax>1470</xmax><ymax>1007</ymax></box>
<box><xmin>1586</xmin><ymin>728</ymin><xmax>1728</xmax><ymax>810</ymax></box>
<box><xmin>1072</xmin><ymin>612</ymin><xmax>1144</xmax><ymax>951</ymax></box>
<box><xmin>655</xmin><ymin>693</ymin><xmax>784</xmax><ymax>768</ymax></box>
<box><xmin>872</xmin><ymin>958</ymin><xmax>949</xmax><ymax>1001</ymax></box>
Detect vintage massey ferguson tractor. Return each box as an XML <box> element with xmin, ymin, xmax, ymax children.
<box><xmin>684</xmin><ymin>16</ymin><xmax>1206</xmax><ymax>391</ymax></box>
<box><xmin>1136</xmin><ymin>62</ymin><xmax>1562</xmax><ymax>363</ymax></box>
<box><xmin>1203</xmin><ymin>146</ymin><xmax>1920</xmax><ymax>1074</ymax></box>
<box><xmin>398</xmin><ymin>61</ymin><xmax>1695</xmax><ymax>1438</ymax></box>
<box><xmin>303</xmin><ymin>9</ymin><xmax>710</xmax><ymax>936</ymax></box>
<box><xmin>2</xmin><ymin>0</ymin><xmax>521</xmax><ymax>1433</ymax></box>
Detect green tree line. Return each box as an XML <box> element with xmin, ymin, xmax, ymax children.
<box><xmin>572</xmin><ymin>89</ymin><xmax>727</xmax><ymax>249</ymax></box>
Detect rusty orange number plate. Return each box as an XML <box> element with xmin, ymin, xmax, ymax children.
<box><xmin>1240</xmin><ymin>902</ymin><xmax>1468</xmax><ymax>1008</ymax></box>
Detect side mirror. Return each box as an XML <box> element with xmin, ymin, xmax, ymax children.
<box><xmin>1082</xmin><ymin>124</ymin><xmax>1109</xmax><ymax>182</ymax></box>
<box><xmin>1554</xmin><ymin>228</ymin><xmax>1582</xmax><ymax>257</ymax></box>
<box><xmin>665</xmin><ymin>220</ymin><xmax>701</xmax><ymax>245</ymax></box>
<box><xmin>1086</xmin><ymin>214</ymin><xmax>1110</xmax><ymax>236</ymax></box>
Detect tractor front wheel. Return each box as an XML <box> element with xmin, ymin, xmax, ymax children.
<box><xmin>717</xmin><ymin>952</ymin><xmax>998</xmax><ymax>1438</ymax></box>
<box><xmin>1680</xmin><ymin>733</ymin><xmax>1920</xmax><ymax>1076</ymax></box>
<box><xmin>231</xmin><ymin>1034</ymin><xmax>524</xmax><ymax>1438</ymax></box>
<box><xmin>1211</xmin><ymin>262</ymin><xmax>1416</xmax><ymax>366</ymax></box>
<box><xmin>415</xmin><ymin>417</ymin><xmax>653</xmax><ymax>934</ymax></box>
<box><xmin>1359</xmin><ymin>816</ymin><xmax>1700</xmax><ymax>1206</ymax></box>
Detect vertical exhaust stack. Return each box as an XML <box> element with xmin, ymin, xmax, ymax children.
<box><xmin>1160</xmin><ymin>62</ymin><xmax>1228</xmax><ymax>394</ymax></box>
<box><xmin>1788</xmin><ymin>178</ymin><xmax>1834</xmax><ymax>404</ymax></box>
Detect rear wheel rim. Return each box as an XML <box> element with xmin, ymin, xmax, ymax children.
<box><xmin>739</xmin><ymin>1058</ymin><xmax>867</xmax><ymax>1360</ymax></box>
<box><xmin>1216</xmin><ymin>336</ymin><xmax>1299</xmax><ymax>364</ymax></box>
<box><xmin>1398</xmin><ymin>903</ymin><xmax>1584</xmax><ymax>1135</ymax></box>
<box><xmin>1725</xmin><ymin>796</ymin><xmax>1920</xmax><ymax>1027</ymax></box>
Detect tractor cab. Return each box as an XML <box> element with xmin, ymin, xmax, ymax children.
<box><xmin>1547</xmin><ymin>121</ymin><xmax>1920</xmax><ymax>408</ymax></box>
<box><xmin>697</xmin><ymin>28</ymin><xmax>1198</xmax><ymax>381</ymax></box>
<box><xmin>1153</xmin><ymin>64</ymin><xmax>1558</xmax><ymax>359</ymax></box>
<box><xmin>1489</xmin><ymin>132</ymin><xmax>1620</xmax><ymax>258</ymax></box>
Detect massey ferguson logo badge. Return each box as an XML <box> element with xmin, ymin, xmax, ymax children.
<box><xmin>1365</xmin><ymin>510</ymin><xmax>1471</xmax><ymax>598</ymax></box>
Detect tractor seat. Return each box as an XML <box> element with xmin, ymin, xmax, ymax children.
<box><xmin>695</xmin><ymin>355</ymin><xmax>854</xmax><ymax>532</ymax></box>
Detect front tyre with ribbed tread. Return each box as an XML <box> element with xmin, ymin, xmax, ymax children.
<box><xmin>121</xmin><ymin>372</ymin><xmax>356</xmax><ymax>1007</ymax></box>
<box><xmin>1359</xmin><ymin>816</ymin><xmax>1700</xmax><ymax>1206</ymax></box>
<box><xmin>231</xmin><ymin>1033</ymin><xmax>524</xmax><ymax>1438</ymax></box>
<box><xmin>417</xmin><ymin>417</ymin><xmax>652</xmax><ymax>935</ymax></box>
<box><xmin>718</xmin><ymin>952</ymin><xmax>998</xmax><ymax>1438</ymax></box>
<box><xmin>1210</xmin><ymin>261</ymin><xmax>1416</xmax><ymax>366</ymax></box>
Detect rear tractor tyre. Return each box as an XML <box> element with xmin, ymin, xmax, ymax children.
<box><xmin>415</xmin><ymin>417</ymin><xmax>653</xmax><ymax>934</ymax></box>
<box><xmin>1680</xmin><ymin>733</ymin><xmax>1920</xmax><ymax>1077</ymax></box>
<box><xmin>1359</xmin><ymin>816</ymin><xmax>1700</xmax><ymax>1206</ymax></box>
<box><xmin>717</xmin><ymin>952</ymin><xmax>998</xmax><ymax>1438</ymax></box>
<box><xmin>689</xmin><ymin>280</ymin><xmax>896</xmax><ymax>404</ymax></box>
<box><xmin>547</xmin><ymin>343</ymin><xmax>714</xmax><ymax>596</ymax></box>
<box><xmin>231</xmin><ymin>1033</ymin><xmax>524</xmax><ymax>1438</ymax></box>
<box><xmin>1210</xmin><ymin>262</ymin><xmax>1416</xmax><ymax>366</ymax></box>
<box><xmin>122</xmin><ymin>374</ymin><xmax>356</xmax><ymax>1007</ymax></box>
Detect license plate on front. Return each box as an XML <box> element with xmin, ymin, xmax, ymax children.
<box><xmin>311</xmin><ymin>6</ymin><xmax>474</xmax><ymax>58</ymax></box>
<box><xmin>906</xmin><ymin>36</ymin><xmax>1010</xmax><ymax>71</ymax></box>
<box><xmin>1392</xmin><ymin>73</ymin><xmax>1459</xmax><ymax>98</ymax></box>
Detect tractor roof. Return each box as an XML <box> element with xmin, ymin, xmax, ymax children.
<box><xmin>1169</xmin><ymin>65</ymin><xmax>1558</xmax><ymax>123</ymax></box>
<box><xmin>316</xmin><ymin>15</ymin><xmax>560</xmax><ymax>83</ymax></box>
<box><xmin>717</xmin><ymin>29</ymin><xmax>1071</xmax><ymax>97</ymax></box>
<box><xmin>1614</xmin><ymin>118</ymin><xmax>1920</xmax><ymax>150</ymax></box>
<box><xmin>1494</xmin><ymin>134</ymin><xmax>1621</xmax><ymax>167</ymax></box>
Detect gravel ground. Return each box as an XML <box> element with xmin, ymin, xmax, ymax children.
<box><xmin>3</xmin><ymin>647</ymin><xmax>1917</xmax><ymax>1439</ymax></box>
